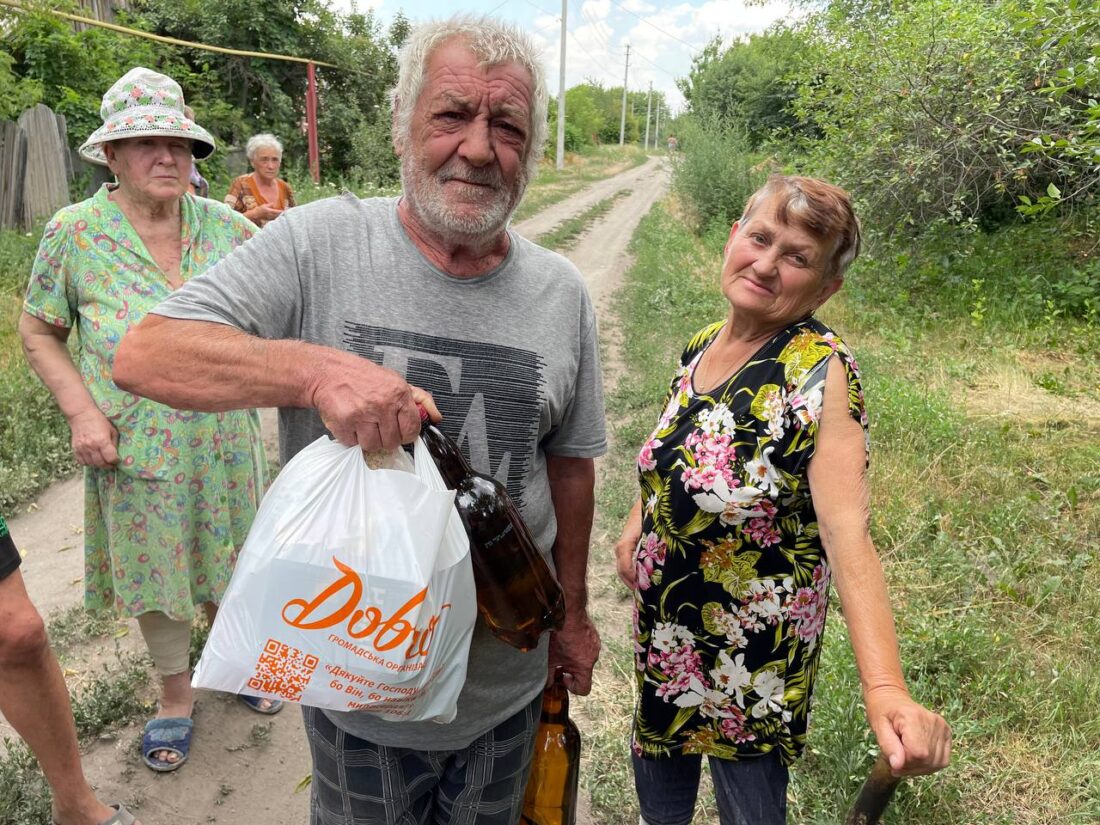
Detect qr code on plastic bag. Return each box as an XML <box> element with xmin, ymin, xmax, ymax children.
<box><xmin>247</xmin><ymin>638</ymin><xmax>319</xmax><ymax>701</ymax></box>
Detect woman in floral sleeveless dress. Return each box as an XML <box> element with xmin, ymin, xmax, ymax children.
<box><xmin>615</xmin><ymin>176</ymin><xmax>951</xmax><ymax>824</ymax></box>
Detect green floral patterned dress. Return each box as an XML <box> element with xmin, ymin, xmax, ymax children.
<box><xmin>631</xmin><ymin>317</ymin><xmax>867</xmax><ymax>765</ymax></box>
<box><xmin>23</xmin><ymin>184</ymin><xmax>267</xmax><ymax>621</ymax></box>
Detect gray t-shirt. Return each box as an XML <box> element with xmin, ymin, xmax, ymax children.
<box><xmin>154</xmin><ymin>194</ymin><xmax>607</xmax><ymax>749</ymax></box>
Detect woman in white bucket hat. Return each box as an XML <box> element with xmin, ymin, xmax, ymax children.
<box><xmin>19</xmin><ymin>67</ymin><xmax>277</xmax><ymax>780</ymax></box>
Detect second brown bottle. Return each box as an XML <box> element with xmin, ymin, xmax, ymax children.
<box><xmin>418</xmin><ymin>408</ymin><xmax>566</xmax><ymax>651</ymax></box>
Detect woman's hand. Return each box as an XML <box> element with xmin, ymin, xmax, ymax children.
<box><xmin>68</xmin><ymin>408</ymin><xmax>119</xmax><ymax>468</ymax></box>
<box><xmin>248</xmin><ymin>204</ymin><xmax>283</xmax><ymax>224</ymax></box>
<box><xmin>614</xmin><ymin>536</ymin><xmax>638</xmax><ymax>589</ymax></box>
<box><xmin>615</xmin><ymin>498</ymin><xmax>644</xmax><ymax>589</ymax></box>
<box><xmin>865</xmin><ymin>686</ymin><xmax>952</xmax><ymax>776</ymax></box>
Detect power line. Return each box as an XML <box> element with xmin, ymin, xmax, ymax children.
<box><xmin>520</xmin><ymin>0</ymin><xmax>558</xmax><ymax>17</ymax></box>
<box><xmin>579</xmin><ymin>7</ymin><xmax>614</xmax><ymax>52</ymax></box>
<box><xmin>630</xmin><ymin>45</ymin><xmax>681</xmax><ymax>81</ymax></box>
<box><xmin>566</xmin><ymin>29</ymin><xmax>619</xmax><ymax>84</ymax></box>
<box><xmin>606</xmin><ymin>0</ymin><xmax>705</xmax><ymax>54</ymax></box>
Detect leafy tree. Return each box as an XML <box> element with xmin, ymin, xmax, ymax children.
<box><xmin>791</xmin><ymin>0</ymin><xmax>1098</xmax><ymax>228</ymax></box>
<box><xmin>1016</xmin><ymin>0</ymin><xmax>1100</xmax><ymax>215</ymax></box>
<box><xmin>130</xmin><ymin>0</ymin><xmax>332</xmax><ymax>156</ymax></box>
<box><xmin>1</xmin><ymin>1</ymin><xmax>164</xmax><ymax>144</ymax></box>
<box><xmin>0</xmin><ymin>52</ymin><xmax>43</xmax><ymax>120</ymax></box>
<box><xmin>678</xmin><ymin>29</ymin><xmax>808</xmax><ymax>149</ymax></box>
<box><xmin>131</xmin><ymin>0</ymin><xmax>405</xmax><ymax>183</ymax></box>
<box><xmin>550</xmin><ymin>84</ymin><xmax>605</xmax><ymax>149</ymax></box>
<box><xmin>2</xmin><ymin>0</ymin><xmax>405</xmax><ymax>184</ymax></box>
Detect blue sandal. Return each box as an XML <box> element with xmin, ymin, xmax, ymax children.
<box><xmin>141</xmin><ymin>717</ymin><xmax>193</xmax><ymax>772</ymax></box>
<box><xmin>238</xmin><ymin>693</ymin><xmax>284</xmax><ymax>715</ymax></box>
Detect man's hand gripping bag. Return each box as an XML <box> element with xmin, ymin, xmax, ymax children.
<box><xmin>193</xmin><ymin>436</ymin><xmax>476</xmax><ymax>723</ymax></box>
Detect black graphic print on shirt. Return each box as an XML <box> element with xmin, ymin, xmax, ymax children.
<box><xmin>342</xmin><ymin>322</ymin><xmax>545</xmax><ymax>507</ymax></box>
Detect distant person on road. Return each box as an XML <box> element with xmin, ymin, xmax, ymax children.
<box><xmin>0</xmin><ymin>512</ymin><xmax>143</xmax><ymax>825</ymax></box>
<box><xmin>666</xmin><ymin>133</ymin><xmax>678</xmax><ymax>152</ymax></box>
<box><xmin>224</xmin><ymin>133</ymin><xmax>295</xmax><ymax>227</ymax></box>
<box><xmin>615</xmin><ymin>176</ymin><xmax>951</xmax><ymax>824</ymax></box>
<box><xmin>114</xmin><ymin>15</ymin><xmax>606</xmax><ymax>823</ymax></box>
<box><xmin>18</xmin><ymin>67</ymin><xmax>274</xmax><ymax>776</ymax></box>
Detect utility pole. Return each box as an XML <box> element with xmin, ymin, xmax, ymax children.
<box><xmin>618</xmin><ymin>43</ymin><xmax>630</xmax><ymax>146</ymax></box>
<box><xmin>644</xmin><ymin>82</ymin><xmax>652</xmax><ymax>150</ymax></box>
<box><xmin>556</xmin><ymin>0</ymin><xmax>566</xmax><ymax>170</ymax></box>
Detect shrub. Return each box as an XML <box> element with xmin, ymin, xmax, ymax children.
<box><xmin>793</xmin><ymin>0</ymin><xmax>1098</xmax><ymax>229</ymax></box>
<box><xmin>670</xmin><ymin>116</ymin><xmax>769</xmax><ymax>233</ymax></box>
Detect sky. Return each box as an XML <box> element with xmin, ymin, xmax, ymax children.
<box><xmin>327</xmin><ymin>0</ymin><xmax>794</xmax><ymax>116</ymax></box>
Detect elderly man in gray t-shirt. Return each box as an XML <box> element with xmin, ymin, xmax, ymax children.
<box><xmin>115</xmin><ymin>15</ymin><xmax>606</xmax><ymax>824</ymax></box>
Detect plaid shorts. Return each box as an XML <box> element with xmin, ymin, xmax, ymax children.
<box><xmin>302</xmin><ymin>693</ymin><xmax>542</xmax><ymax>825</ymax></box>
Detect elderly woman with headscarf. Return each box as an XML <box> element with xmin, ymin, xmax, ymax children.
<box><xmin>224</xmin><ymin>133</ymin><xmax>295</xmax><ymax>227</ymax></box>
<box><xmin>18</xmin><ymin>67</ymin><xmax>278</xmax><ymax>776</ymax></box>
<box><xmin>615</xmin><ymin>176</ymin><xmax>951</xmax><ymax>824</ymax></box>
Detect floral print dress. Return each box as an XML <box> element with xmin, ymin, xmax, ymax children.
<box><xmin>631</xmin><ymin>317</ymin><xmax>867</xmax><ymax>765</ymax></box>
<box><xmin>23</xmin><ymin>185</ymin><xmax>268</xmax><ymax>621</ymax></box>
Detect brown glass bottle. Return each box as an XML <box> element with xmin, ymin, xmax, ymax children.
<box><xmin>418</xmin><ymin>409</ymin><xmax>566</xmax><ymax>651</ymax></box>
<box><xmin>520</xmin><ymin>669</ymin><xmax>581</xmax><ymax>825</ymax></box>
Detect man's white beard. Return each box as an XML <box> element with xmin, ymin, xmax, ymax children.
<box><xmin>401</xmin><ymin>154</ymin><xmax>528</xmax><ymax>245</ymax></box>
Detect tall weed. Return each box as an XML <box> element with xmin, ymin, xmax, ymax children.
<box><xmin>671</xmin><ymin>117</ymin><xmax>769</xmax><ymax>233</ymax></box>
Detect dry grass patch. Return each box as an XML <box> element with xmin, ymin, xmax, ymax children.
<box><xmin>965</xmin><ymin>358</ymin><xmax>1100</xmax><ymax>430</ymax></box>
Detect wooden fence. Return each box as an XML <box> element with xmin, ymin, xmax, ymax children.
<box><xmin>0</xmin><ymin>104</ymin><xmax>74</xmax><ymax>232</ymax></box>
<box><xmin>72</xmin><ymin>0</ymin><xmax>131</xmax><ymax>30</ymax></box>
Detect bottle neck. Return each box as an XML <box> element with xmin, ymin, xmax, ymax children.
<box><xmin>421</xmin><ymin>422</ymin><xmax>474</xmax><ymax>488</ymax></box>
<box><xmin>541</xmin><ymin>680</ymin><xmax>569</xmax><ymax>721</ymax></box>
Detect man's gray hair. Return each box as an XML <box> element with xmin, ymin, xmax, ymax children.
<box><xmin>389</xmin><ymin>15</ymin><xmax>549</xmax><ymax>181</ymax></box>
<box><xmin>246</xmin><ymin>133</ymin><xmax>283</xmax><ymax>161</ymax></box>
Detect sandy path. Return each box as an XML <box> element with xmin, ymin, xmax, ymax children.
<box><xmin>4</xmin><ymin>155</ymin><xmax>670</xmax><ymax>825</ymax></box>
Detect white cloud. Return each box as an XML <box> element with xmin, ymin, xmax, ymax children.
<box><xmin>580</xmin><ymin>0</ymin><xmax>612</xmax><ymax>21</ymax></box>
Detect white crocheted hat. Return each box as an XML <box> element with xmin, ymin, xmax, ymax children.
<box><xmin>79</xmin><ymin>67</ymin><xmax>216</xmax><ymax>166</ymax></box>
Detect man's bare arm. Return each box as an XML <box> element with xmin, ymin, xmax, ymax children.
<box><xmin>545</xmin><ymin>454</ymin><xmax>600</xmax><ymax>696</ymax></box>
<box><xmin>114</xmin><ymin>314</ymin><xmax>438</xmax><ymax>451</ymax></box>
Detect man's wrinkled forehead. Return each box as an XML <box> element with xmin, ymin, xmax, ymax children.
<box><xmin>422</xmin><ymin>40</ymin><xmax>532</xmax><ymax>104</ymax></box>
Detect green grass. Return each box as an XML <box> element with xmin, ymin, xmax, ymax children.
<box><xmin>0</xmin><ymin>739</ymin><xmax>51</xmax><ymax>825</ymax></box>
<box><xmin>536</xmin><ymin>190</ymin><xmax>631</xmax><ymax>252</ymax></box>
<box><xmin>46</xmin><ymin>605</ymin><xmax>121</xmax><ymax>650</ymax></box>
<box><xmin>70</xmin><ymin>655</ymin><xmax>152</xmax><ymax>739</ymax></box>
<box><xmin>585</xmin><ymin>200</ymin><xmax>1100</xmax><ymax>824</ymax></box>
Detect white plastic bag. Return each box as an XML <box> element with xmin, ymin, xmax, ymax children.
<box><xmin>193</xmin><ymin>436</ymin><xmax>476</xmax><ymax>723</ymax></box>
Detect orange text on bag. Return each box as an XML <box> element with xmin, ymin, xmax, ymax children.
<box><xmin>281</xmin><ymin>558</ymin><xmax>452</xmax><ymax>661</ymax></box>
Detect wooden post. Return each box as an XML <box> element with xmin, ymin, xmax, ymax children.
<box><xmin>307</xmin><ymin>61</ymin><xmax>320</xmax><ymax>184</ymax></box>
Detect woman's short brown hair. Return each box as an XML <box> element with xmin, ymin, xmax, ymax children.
<box><xmin>740</xmin><ymin>176</ymin><xmax>862</xmax><ymax>279</ymax></box>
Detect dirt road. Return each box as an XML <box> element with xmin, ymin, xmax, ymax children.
<box><xmin>4</xmin><ymin>155</ymin><xmax>670</xmax><ymax>825</ymax></box>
